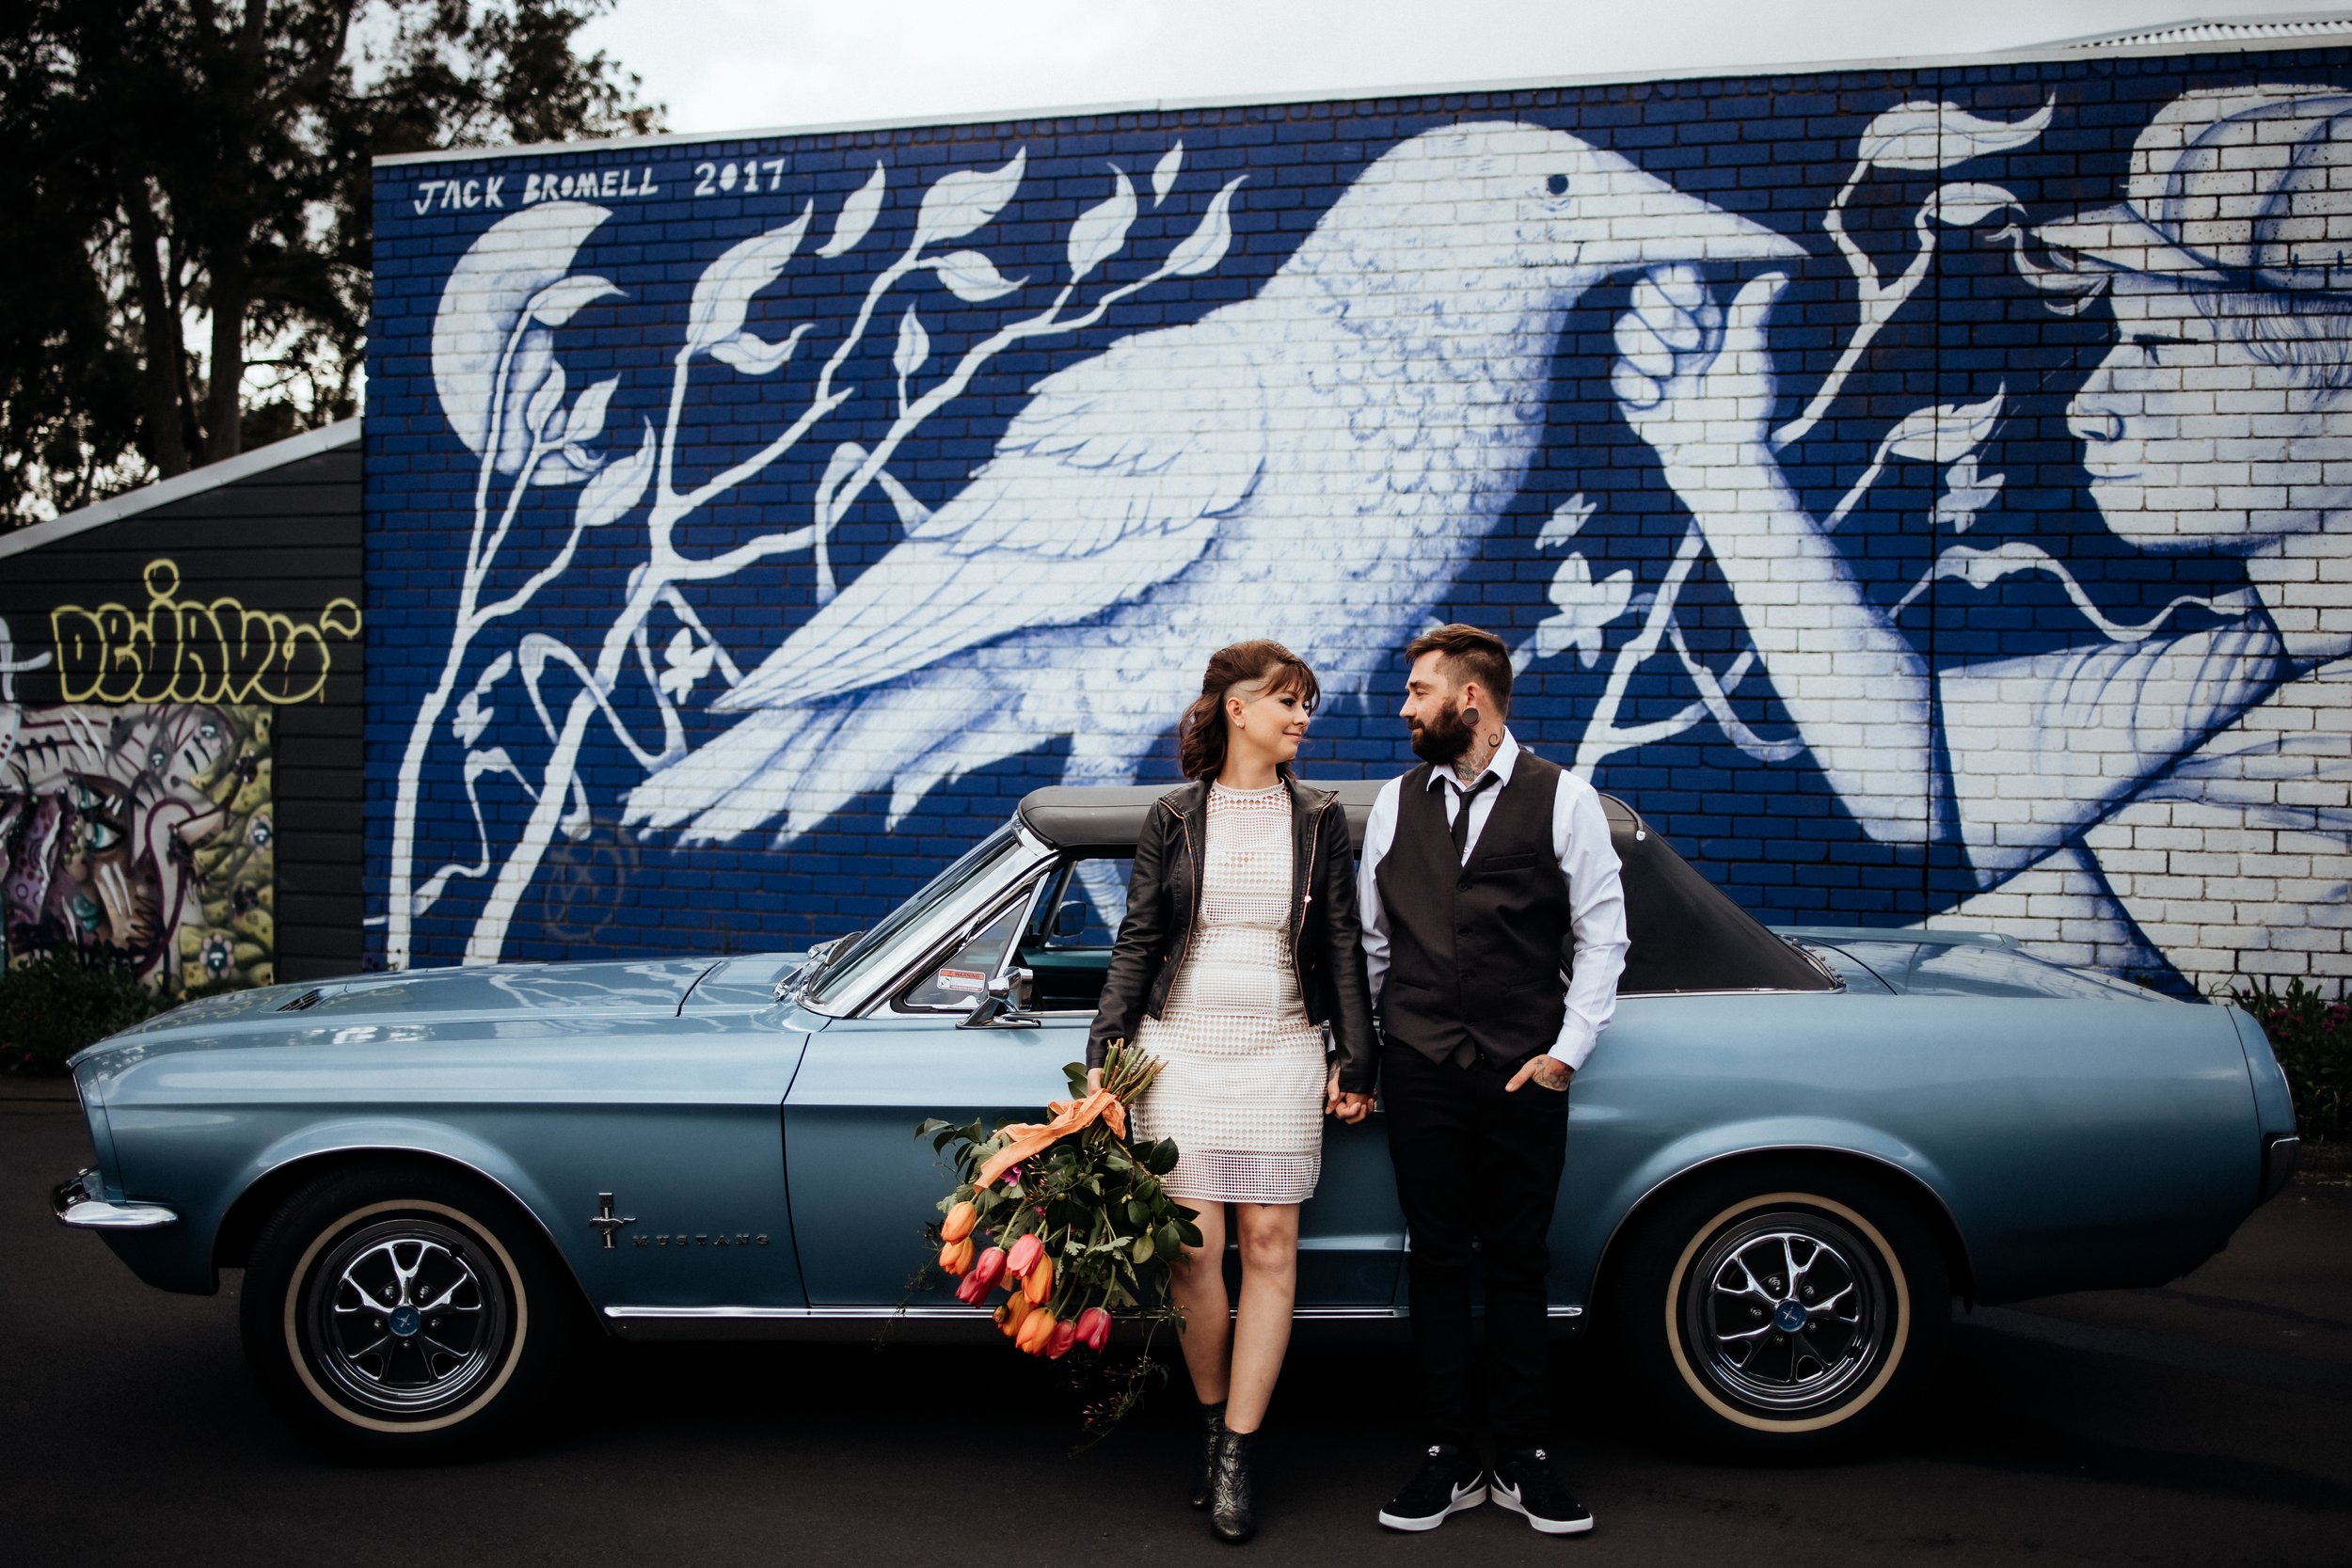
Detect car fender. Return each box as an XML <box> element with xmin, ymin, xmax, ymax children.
<box><xmin>242</xmin><ymin>1116</ymin><xmax>576</xmax><ymax>1263</ymax></box>
<box><xmin>1569</xmin><ymin>1116</ymin><xmax>1974</xmax><ymax>1310</ymax></box>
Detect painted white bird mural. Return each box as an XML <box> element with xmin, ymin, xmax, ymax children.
<box><xmin>624</xmin><ymin>122</ymin><xmax>1802</xmax><ymax>844</ymax></box>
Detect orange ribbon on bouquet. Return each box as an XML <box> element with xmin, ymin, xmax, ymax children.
<box><xmin>975</xmin><ymin>1089</ymin><xmax>1129</xmax><ymax>1188</ymax></box>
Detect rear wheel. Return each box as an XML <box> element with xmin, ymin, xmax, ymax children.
<box><xmin>239</xmin><ymin>1162</ymin><xmax>576</xmax><ymax>1460</ymax></box>
<box><xmin>1607</xmin><ymin>1160</ymin><xmax>1949</xmax><ymax>1459</ymax></box>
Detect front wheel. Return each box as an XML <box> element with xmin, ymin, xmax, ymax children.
<box><xmin>1606</xmin><ymin>1160</ymin><xmax>1949</xmax><ymax>1459</ymax></box>
<box><xmin>239</xmin><ymin>1162</ymin><xmax>577</xmax><ymax>1460</ymax></box>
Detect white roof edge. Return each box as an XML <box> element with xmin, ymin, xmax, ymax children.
<box><xmin>373</xmin><ymin>26</ymin><xmax>2352</xmax><ymax>167</ymax></box>
<box><xmin>2038</xmin><ymin>11</ymin><xmax>2352</xmax><ymax>49</ymax></box>
<box><xmin>0</xmin><ymin>418</ymin><xmax>360</xmax><ymax>563</ymax></box>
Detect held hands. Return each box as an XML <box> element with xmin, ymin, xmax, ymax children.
<box><xmin>1611</xmin><ymin>264</ymin><xmax>1788</xmax><ymax>463</ymax></box>
<box><xmin>1505</xmin><ymin>1055</ymin><xmax>1573</xmax><ymax>1094</ymax></box>
<box><xmin>1324</xmin><ymin>1064</ymin><xmax>1375</xmax><ymax>1125</ymax></box>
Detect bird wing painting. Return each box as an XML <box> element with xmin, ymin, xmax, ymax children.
<box><xmin>620</xmin><ymin>123</ymin><xmax>1799</xmax><ymax>847</ymax></box>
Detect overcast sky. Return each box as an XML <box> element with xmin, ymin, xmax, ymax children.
<box><xmin>576</xmin><ymin>0</ymin><xmax>2317</xmax><ymax>136</ymax></box>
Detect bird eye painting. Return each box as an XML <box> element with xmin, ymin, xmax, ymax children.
<box><xmin>367</xmin><ymin>61</ymin><xmax>2352</xmax><ymax>992</ymax></box>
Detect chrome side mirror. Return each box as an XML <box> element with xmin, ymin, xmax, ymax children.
<box><xmin>957</xmin><ymin>966</ymin><xmax>1040</xmax><ymax>1029</ymax></box>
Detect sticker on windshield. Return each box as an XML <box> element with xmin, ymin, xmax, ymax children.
<box><xmin>936</xmin><ymin>969</ymin><xmax>988</xmax><ymax>993</ymax></box>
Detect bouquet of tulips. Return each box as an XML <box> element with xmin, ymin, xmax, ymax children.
<box><xmin>917</xmin><ymin>1043</ymin><xmax>1200</xmax><ymax>1364</ymax></box>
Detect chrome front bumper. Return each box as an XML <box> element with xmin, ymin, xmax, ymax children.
<box><xmin>51</xmin><ymin>1167</ymin><xmax>177</xmax><ymax>1230</ymax></box>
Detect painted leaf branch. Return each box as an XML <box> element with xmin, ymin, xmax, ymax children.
<box><xmin>402</xmin><ymin>142</ymin><xmax>1240</xmax><ymax>964</ymax></box>
<box><xmin>1772</xmin><ymin>97</ymin><xmax>2049</xmax><ymax>451</ymax></box>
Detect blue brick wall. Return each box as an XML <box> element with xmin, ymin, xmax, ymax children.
<box><xmin>366</xmin><ymin>47</ymin><xmax>2352</xmax><ymax>990</ymax></box>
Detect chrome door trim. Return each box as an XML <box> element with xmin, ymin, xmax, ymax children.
<box><xmin>813</xmin><ymin>829</ymin><xmax>1057</xmax><ymax>1021</ymax></box>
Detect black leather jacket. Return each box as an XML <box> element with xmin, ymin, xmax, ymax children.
<box><xmin>1089</xmin><ymin>776</ymin><xmax>1378</xmax><ymax>1095</ymax></box>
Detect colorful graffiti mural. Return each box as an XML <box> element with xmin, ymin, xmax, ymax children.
<box><xmin>368</xmin><ymin>55</ymin><xmax>2352</xmax><ymax>990</ymax></box>
<box><xmin>0</xmin><ymin>693</ymin><xmax>275</xmax><ymax>985</ymax></box>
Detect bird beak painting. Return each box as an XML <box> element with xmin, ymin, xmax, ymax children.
<box><xmin>1565</xmin><ymin>168</ymin><xmax>1808</xmax><ymax>275</ymax></box>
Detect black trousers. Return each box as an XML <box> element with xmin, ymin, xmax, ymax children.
<box><xmin>1381</xmin><ymin>1040</ymin><xmax>1571</xmax><ymax>1451</ymax></box>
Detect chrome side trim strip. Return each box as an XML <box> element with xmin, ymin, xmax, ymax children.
<box><xmin>599</xmin><ymin>1303</ymin><xmax>1591</xmax><ymax>1341</ymax></box>
<box><xmin>50</xmin><ymin>1167</ymin><xmax>177</xmax><ymax>1230</ymax></box>
<box><xmin>603</xmin><ymin>1305</ymin><xmax>1411</xmax><ymax>1323</ymax></box>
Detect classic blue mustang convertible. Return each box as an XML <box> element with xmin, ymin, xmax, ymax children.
<box><xmin>53</xmin><ymin>784</ymin><xmax>2300</xmax><ymax>1459</ymax></box>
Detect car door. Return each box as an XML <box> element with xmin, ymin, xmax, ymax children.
<box><xmin>781</xmin><ymin>848</ymin><xmax>1405</xmax><ymax>1310</ymax></box>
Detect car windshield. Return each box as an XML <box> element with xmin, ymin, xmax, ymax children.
<box><xmin>805</xmin><ymin>827</ymin><xmax>1026</xmax><ymax>1007</ymax></box>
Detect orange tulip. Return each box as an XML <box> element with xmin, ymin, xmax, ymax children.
<box><xmin>1022</xmin><ymin>1254</ymin><xmax>1054</xmax><ymax>1307</ymax></box>
<box><xmin>938</xmin><ymin>1236</ymin><xmax>975</xmax><ymax>1275</ymax></box>
<box><xmin>940</xmin><ymin>1200</ymin><xmax>977</xmax><ymax>1243</ymax></box>
<box><xmin>995</xmin><ymin>1293</ymin><xmax>1033</xmax><ymax>1338</ymax></box>
<box><xmin>1015</xmin><ymin>1308</ymin><xmax>1057</xmax><ymax>1355</ymax></box>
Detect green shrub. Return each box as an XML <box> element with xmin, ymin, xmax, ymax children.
<box><xmin>2227</xmin><ymin>976</ymin><xmax>2352</xmax><ymax>1143</ymax></box>
<box><xmin>0</xmin><ymin>945</ymin><xmax>171</xmax><ymax>1076</ymax></box>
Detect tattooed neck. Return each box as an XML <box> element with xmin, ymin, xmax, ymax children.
<box><xmin>1452</xmin><ymin>734</ymin><xmax>1501</xmax><ymax>785</ymax></box>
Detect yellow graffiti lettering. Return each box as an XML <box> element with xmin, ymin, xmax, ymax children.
<box><xmin>50</xmin><ymin>560</ymin><xmax>362</xmax><ymax>706</ymax></box>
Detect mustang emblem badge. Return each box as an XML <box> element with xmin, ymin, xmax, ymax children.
<box><xmin>589</xmin><ymin>1192</ymin><xmax>636</xmax><ymax>1249</ymax></box>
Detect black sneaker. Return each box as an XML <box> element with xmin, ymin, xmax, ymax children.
<box><xmin>1376</xmin><ymin>1442</ymin><xmax>1487</xmax><ymax>1531</ymax></box>
<box><xmin>1491</xmin><ymin>1447</ymin><xmax>1593</xmax><ymax>1535</ymax></box>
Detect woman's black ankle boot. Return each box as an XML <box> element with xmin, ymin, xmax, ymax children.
<box><xmin>1209</xmin><ymin>1426</ymin><xmax>1256</xmax><ymax>1543</ymax></box>
<box><xmin>1190</xmin><ymin>1402</ymin><xmax>1227</xmax><ymax>1510</ymax></box>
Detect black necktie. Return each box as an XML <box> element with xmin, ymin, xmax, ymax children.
<box><xmin>1448</xmin><ymin>772</ymin><xmax>1498</xmax><ymax>860</ymax></box>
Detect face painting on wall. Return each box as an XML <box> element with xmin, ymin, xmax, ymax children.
<box><xmin>371</xmin><ymin>71</ymin><xmax>2350</xmax><ymax>991</ymax></box>
<box><xmin>0</xmin><ymin>702</ymin><xmax>275</xmax><ymax>985</ymax></box>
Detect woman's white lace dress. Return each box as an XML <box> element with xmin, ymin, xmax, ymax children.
<box><xmin>1132</xmin><ymin>782</ymin><xmax>1327</xmax><ymax>1204</ymax></box>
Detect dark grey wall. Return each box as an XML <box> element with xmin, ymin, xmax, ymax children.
<box><xmin>0</xmin><ymin>439</ymin><xmax>364</xmax><ymax>982</ymax></box>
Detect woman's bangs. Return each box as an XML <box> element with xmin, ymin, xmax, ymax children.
<box><xmin>1265</xmin><ymin>659</ymin><xmax>1322</xmax><ymax>713</ymax></box>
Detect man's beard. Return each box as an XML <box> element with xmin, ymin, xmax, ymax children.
<box><xmin>1407</xmin><ymin>698</ymin><xmax>1476</xmax><ymax>767</ymax></box>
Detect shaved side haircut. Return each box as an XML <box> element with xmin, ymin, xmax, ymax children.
<box><xmin>1406</xmin><ymin>623</ymin><xmax>1513</xmax><ymax>718</ymax></box>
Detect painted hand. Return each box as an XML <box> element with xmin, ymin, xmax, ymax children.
<box><xmin>1611</xmin><ymin>265</ymin><xmax>1788</xmax><ymax>463</ymax></box>
<box><xmin>1505</xmin><ymin>1055</ymin><xmax>1573</xmax><ymax>1094</ymax></box>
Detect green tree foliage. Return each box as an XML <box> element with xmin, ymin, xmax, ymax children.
<box><xmin>0</xmin><ymin>1</ymin><xmax>662</xmax><ymax>524</ymax></box>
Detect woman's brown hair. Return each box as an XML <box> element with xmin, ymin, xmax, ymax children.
<box><xmin>1175</xmin><ymin>641</ymin><xmax>1323</xmax><ymax>782</ymax></box>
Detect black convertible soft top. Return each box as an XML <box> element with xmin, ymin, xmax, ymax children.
<box><xmin>1017</xmin><ymin>781</ymin><xmax>1835</xmax><ymax>996</ymax></box>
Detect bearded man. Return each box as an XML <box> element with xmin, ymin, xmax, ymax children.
<box><xmin>1359</xmin><ymin>623</ymin><xmax>1628</xmax><ymax>1536</ymax></box>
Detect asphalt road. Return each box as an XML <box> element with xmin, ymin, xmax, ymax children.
<box><xmin>7</xmin><ymin>1084</ymin><xmax>2348</xmax><ymax>1568</ymax></box>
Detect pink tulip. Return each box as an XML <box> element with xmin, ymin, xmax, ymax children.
<box><xmin>970</xmin><ymin>1246</ymin><xmax>1009</xmax><ymax>1291</ymax></box>
<box><xmin>955</xmin><ymin>1270</ymin><xmax>991</xmax><ymax>1306</ymax></box>
<box><xmin>1006</xmin><ymin>1234</ymin><xmax>1044</xmax><ymax>1278</ymax></box>
<box><xmin>1074</xmin><ymin>1307</ymin><xmax>1111</xmax><ymax>1353</ymax></box>
<box><xmin>1045</xmin><ymin>1319</ymin><xmax>1079</xmax><ymax>1359</ymax></box>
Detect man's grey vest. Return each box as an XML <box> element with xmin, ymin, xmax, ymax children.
<box><xmin>1375</xmin><ymin>751</ymin><xmax>1573</xmax><ymax>1069</ymax></box>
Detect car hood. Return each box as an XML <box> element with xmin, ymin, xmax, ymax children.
<box><xmin>69</xmin><ymin>954</ymin><xmax>808</xmax><ymax>1070</ymax></box>
<box><xmin>1774</xmin><ymin>927</ymin><xmax>2174</xmax><ymax>1002</ymax></box>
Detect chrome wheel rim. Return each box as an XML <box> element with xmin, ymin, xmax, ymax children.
<box><xmin>305</xmin><ymin>1217</ymin><xmax>509</xmax><ymax>1417</ymax></box>
<box><xmin>1681</xmin><ymin>1207</ymin><xmax>1888</xmax><ymax>1415</ymax></box>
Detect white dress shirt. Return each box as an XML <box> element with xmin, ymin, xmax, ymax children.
<box><xmin>1358</xmin><ymin>730</ymin><xmax>1630</xmax><ymax>1071</ymax></box>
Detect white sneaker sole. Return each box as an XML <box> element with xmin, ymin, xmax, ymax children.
<box><xmin>1376</xmin><ymin>1484</ymin><xmax>1488</xmax><ymax>1531</ymax></box>
<box><xmin>1492</xmin><ymin>1484</ymin><xmax>1595</xmax><ymax>1535</ymax></box>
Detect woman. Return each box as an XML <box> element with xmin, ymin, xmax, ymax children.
<box><xmin>1088</xmin><ymin>640</ymin><xmax>1377</xmax><ymax>1544</ymax></box>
